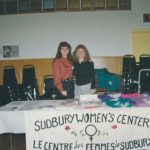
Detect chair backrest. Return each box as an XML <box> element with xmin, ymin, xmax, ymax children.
<box><xmin>22</xmin><ymin>65</ymin><xmax>37</xmax><ymax>85</ymax></box>
<box><xmin>3</xmin><ymin>66</ymin><xmax>18</xmax><ymax>86</ymax></box>
<box><xmin>43</xmin><ymin>75</ymin><xmax>55</xmax><ymax>94</ymax></box>
<box><xmin>140</xmin><ymin>54</ymin><xmax>150</xmax><ymax>69</ymax></box>
<box><xmin>3</xmin><ymin>66</ymin><xmax>21</xmax><ymax>102</ymax></box>
<box><xmin>123</xmin><ymin>55</ymin><xmax>136</xmax><ymax>75</ymax></box>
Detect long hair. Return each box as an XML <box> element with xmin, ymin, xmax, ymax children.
<box><xmin>54</xmin><ymin>41</ymin><xmax>73</xmax><ymax>63</ymax></box>
<box><xmin>73</xmin><ymin>44</ymin><xmax>91</xmax><ymax>63</ymax></box>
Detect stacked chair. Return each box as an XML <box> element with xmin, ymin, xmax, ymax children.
<box><xmin>122</xmin><ymin>55</ymin><xmax>139</xmax><ymax>93</ymax></box>
<box><xmin>21</xmin><ymin>65</ymin><xmax>39</xmax><ymax>100</ymax></box>
<box><xmin>138</xmin><ymin>54</ymin><xmax>150</xmax><ymax>93</ymax></box>
<box><xmin>2</xmin><ymin>66</ymin><xmax>21</xmax><ymax>105</ymax></box>
<box><xmin>122</xmin><ymin>54</ymin><xmax>150</xmax><ymax>94</ymax></box>
<box><xmin>1</xmin><ymin>65</ymin><xmax>40</xmax><ymax>105</ymax></box>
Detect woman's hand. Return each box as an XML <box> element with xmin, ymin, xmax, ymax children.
<box><xmin>90</xmin><ymin>89</ymin><xmax>96</xmax><ymax>94</ymax></box>
<box><xmin>61</xmin><ymin>91</ymin><xmax>67</xmax><ymax>96</ymax></box>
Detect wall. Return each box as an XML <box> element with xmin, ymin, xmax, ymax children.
<box><xmin>132</xmin><ymin>30</ymin><xmax>150</xmax><ymax>61</ymax></box>
<box><xmin>0</xmin><ymin>0</ymin><xmax>150</xmax><ymax>60</ymax></box>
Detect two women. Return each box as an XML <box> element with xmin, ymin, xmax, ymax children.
<box><xmin>53</xmin><ymin>42</ymin><xmax>95</xmax><ymax>99</ymax></box>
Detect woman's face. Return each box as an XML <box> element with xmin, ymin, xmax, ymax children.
<box><xmin>60</xmin><ymin>46</ymin><xmax>69</xmax><ymax>58</ymax></box>
<box><xmin>76</xmin><ymin>48</ymin><xmax>85</xmax><ymax>60</ymax></box>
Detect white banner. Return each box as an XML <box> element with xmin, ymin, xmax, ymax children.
<box><xmin>25</xmin><ymin>108</ymin><xmax>150</xmax><ymax>150</ymax></box>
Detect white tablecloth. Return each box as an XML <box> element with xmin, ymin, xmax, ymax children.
<box><xmin>0</xmin><ymin>100</ymin><xmax>150</xmax><ymax>135</ymax></box>
<box><xmin>0</xmin><ymin>100</ymin><xmax>70</xmax><ymax>134</ymax></box>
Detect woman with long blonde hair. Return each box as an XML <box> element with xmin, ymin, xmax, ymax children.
<box><xmin>73</xmin><ymin>44</ymin><xmax>95</xmax><ymax>99</ymax></box>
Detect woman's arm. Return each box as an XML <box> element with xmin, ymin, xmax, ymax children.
<box><xmin>53</xmin><ymin>60</ymin><xmax>64</xmax><ymax>92</ymax></box>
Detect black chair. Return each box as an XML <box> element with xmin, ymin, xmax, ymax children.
<box><xmin>122</xmin><ymin>55</ymin><xmax>138</xmax><ymax>79</ymax></box>
<box><xmin>138</xmin><ymin>54</ymin><xmax>150</xmax><ymax>93</ymax></box>
<box><xmin>3</xmin><ymin>66</ymin><xmax>21</xmax><ymax>104</ymax></box>
<box><xmin>22</xmin><ymin>65</ymin><xmax>39</xmax><ymax>100</ymax></box>
<box><xmin>140</xmin><ymin>54</ymin><xmax>150</xmax><ymax>69</ymax></box>
<box><xmin>41</xmin><ymin>75</ymin><xmax>56</xmax><ymax>99</ymax></box>
<box><xmin>41</xmin><ymin>75</ymin><xmax>71</xmax><ymax>100</ymax></box>
<box><xmin>122</xmin><ymin>55</ymin><xmax>139</xmax><ymax>93</ymax></box>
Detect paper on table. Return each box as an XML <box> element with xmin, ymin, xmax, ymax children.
<box><xmin>80</xmin><ymin>94</ymin><xmax>99</xmax><ymax>102</ymax></box>
<box><xmin>0</xmin><ymin>101</ymin><xmax>27</xmax><ymax>111</ymax></box>
<box><xmin>79</xmin><ymin>94</ymin><xmax>101</xmax><ymax>109</ymax></box>
<box><xmin>55</xmin><ymin>100</ymin><xmax>77</xmax><ymax>109</ymax></box>
<box><xmin>0</xmin><ymin>106</ymin><xmax>20</xmax><ymax>111</ymax></box>
<box><xmin>79</xmin><ymin>101</ymin><xmax>101</xmax><ymax>109</ymax></box>
<box><xmin>20</xmin><ymin>100</ymin><xmax>63</xmax><ymax>110</ymax></box>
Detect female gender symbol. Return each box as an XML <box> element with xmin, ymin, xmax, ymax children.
<box><xmin>85</xmin><ymin>124</ymin><xmax>97</xmax><ymax>142</ymax></box>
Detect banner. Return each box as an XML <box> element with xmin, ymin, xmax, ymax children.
<box><xmin>25</xmin><ymin>108</ymin><xmax>150</xmax><ymax>150</ymax></box>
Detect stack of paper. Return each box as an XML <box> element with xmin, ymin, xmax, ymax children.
<box><xmin>79</xmin><ymin>94</ymin><xmax>101</xmax><ymax>109</ymax></box>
